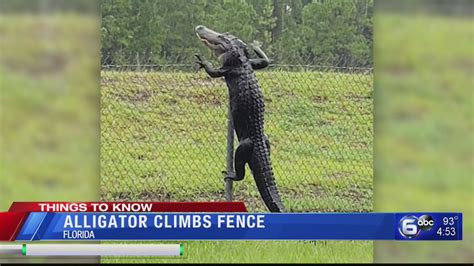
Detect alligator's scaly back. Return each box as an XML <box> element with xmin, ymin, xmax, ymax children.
<box><xmin>238</xmin><ymin>64</ymin><xmax>285</xmax><ymax>212</ymax></box>
<box><xmin>195</xmin><ymin>25</ymin><xmax>285</xmax><ymax>212</ymax></box>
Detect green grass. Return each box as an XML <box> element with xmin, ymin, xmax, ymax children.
<box><xmin>100</xmin><ymin>70</ymin><xmax>373</xmax><ymax>212</ymax></box>
<box><xmin>103</xmin><ymin>241</ymin><xmax>372</xmax><ymax>263</ymax></box>
<box><xmin>100</xmin><ymin>69</ymin><xmax>374</xmax><ymax>263</ymax></box>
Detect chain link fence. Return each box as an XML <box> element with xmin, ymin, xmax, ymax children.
<box><xmin>100</xmin><ymin>59</ymin><xmax>373</xmax><ymax>212</ymax></box>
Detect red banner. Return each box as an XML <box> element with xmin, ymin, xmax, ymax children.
<box><xmin>0</xmin><ymin>212</ymin><xmax>28</xmax><ymax>241</ymax></box>
<box><xmin>8</xmin><ymin>202</ymin><xmax>248</xmax><ymax>213</ymax></box>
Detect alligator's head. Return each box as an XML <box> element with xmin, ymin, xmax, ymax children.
<box><xmin>195</xmin><ymin>25</ymin><xmax>249</xmax><ymax>66</ymax></box>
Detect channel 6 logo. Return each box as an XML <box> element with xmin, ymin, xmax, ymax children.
<box><xmin>398</xmin><ymin>215</ymin><xmax>434</xmax><ymax>238</ymax></box>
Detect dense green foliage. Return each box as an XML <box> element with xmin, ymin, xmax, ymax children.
<box><xmin>100</xmin><ymin>0</ymin><xmax>373</xmax><ymax>67</ymax></box>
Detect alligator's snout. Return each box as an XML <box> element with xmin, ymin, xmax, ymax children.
<box><xmin>195</xmin><ymin>25</ymin><xmax>227</xmax><ymax>56</ymax></box>
<box><xmin>195</xmin><ymin>25</ymin><xmax>205</xmax><ymax>31</ymax></box>
<box><xmin>195</xmin><ymin>25</ymin><xmax>220</xmax><ymax>42</ymax></box>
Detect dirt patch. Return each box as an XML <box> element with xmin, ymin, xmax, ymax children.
<box><xmin>312</xmin><ymin>95</ymin><xmax>328</xmax><ymax>103</ymax></box>
<box><xmin>350</xmin><ymin>140</ymin><xmax>371</xmax><ymax>149</ymax></box>
<box><xmin>281</xmin><ymin>185</ymin><xmax>324</xmax><ymax>198</ymax></box>
<box><xmin>187</xmin><ymin>93</ymin><xmax>224</xmax><ymax>106</ymax></box>
<box><xmin>100</xmin><ymin>77</ymin><xmax>118</xmax><ymax>86</ymax></box>
<box><xmin>110</xmin><ymin>89</ymin><xmax>152</xmax><ymax>104</ymax></box>
<box><xmin>164</xmin><ymin>97</ymin><xmax>178</xmax><ymax>105</ymax></box>
<box><xmin>339</xmin><ymin>187</ymin><xmax>365</xmax><ymax>200</ymax></box>
<box><xmin>187</xmin><ymin>77</ymin><xmax>223</xmax><ymax>87</ymax></box>
<box><xmin>335</xmin><ymin>187</ymin><xmax>372</xmax><ymax>210</ymax></box>
<box><xmin>174</xmin><ymin>89</ymin><xmax>225</xmax><ymax>107</ymax></box>
<box><xmin>134</xmin><ymin>90</ymin><xmax>153</xmax><ymax>102</ymax></box>
<box><xmin>346</xmin><ymin>93</ymin><xmax>372</xmax><ymax>102</ymax></box>
<box><xmin>326</xmin><ymin>171</ymin><xmax>352</xmax><ymax>180</ymax></box>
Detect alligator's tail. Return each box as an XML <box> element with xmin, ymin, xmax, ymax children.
<box><xmin>249</xmin><ymin>137</ymin><xmax>286</xmax><ymax>212</ymax></box>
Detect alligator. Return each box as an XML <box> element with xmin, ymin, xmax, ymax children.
<box><xmin>195</xmin><ymin>25</ymin><xmax>285</xmax><ymax>212</ymax></box>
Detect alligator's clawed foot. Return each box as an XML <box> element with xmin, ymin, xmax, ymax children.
<box><xmin>221</xmin><ymin>170</ymin><xmax>243</xmax><ymax>181</ymax></box>
<box><xmin>194</xmin><ymin>54</ymin><xmax>205</xmax><ymax>69</ymax></box>
<box><xmin>250</xmin><ymin>40</ymin><xmax>261</xmax><ymax>49</ymax></box>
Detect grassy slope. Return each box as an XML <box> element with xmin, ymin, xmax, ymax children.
<box><xmin>100</xmin><ymin>69</ymin><xmax>373</xmax><ymax>263</ymax></box>
<box><xmin>100</xmin><ymin>70</ymin><xmax>373</xmax><ymax>212</ymax></box>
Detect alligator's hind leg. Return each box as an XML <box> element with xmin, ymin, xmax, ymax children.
<box><xmin>232</xmin><ymin>138</ymin><xmax>253</xmax><ymax>181</ymax></box>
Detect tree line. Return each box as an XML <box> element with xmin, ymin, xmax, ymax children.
<box><xmin>101</xmin><ymin>0</ymin><xmax>373</xmax><ymax>67</ymax></box>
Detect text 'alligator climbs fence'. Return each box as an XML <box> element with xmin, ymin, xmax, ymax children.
<box><xmin>100</xmin><ymin>63</ymin><xmax>373</xmax><ymax>213</ymax></box>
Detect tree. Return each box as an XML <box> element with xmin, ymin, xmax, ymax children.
<box><xmin>100</xmin><ymin>0</ymin><xmax>373</xmax><ymax>67</ymax></box>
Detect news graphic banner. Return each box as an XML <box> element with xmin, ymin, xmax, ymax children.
<box><xmin>0</xmin><ymin>202</ymin><xmax>462</xmax><ymax>241</ymax></box>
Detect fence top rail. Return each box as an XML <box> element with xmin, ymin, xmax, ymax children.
<box><xmin>100</xmin><ymin>64</ymin><xmax>373</xmax><ymax>73</ymax></box>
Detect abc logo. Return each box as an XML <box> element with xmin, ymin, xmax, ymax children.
<box><xmin>399</xmin><ymin>215</ymin><xmax>434</xmax><ymax>238</ymax></box>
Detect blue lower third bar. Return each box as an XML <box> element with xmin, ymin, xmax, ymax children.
<box><xmin>15</xmin><ymin>212</ymin><xmax>462</xmax><ymax>241</ymax></box>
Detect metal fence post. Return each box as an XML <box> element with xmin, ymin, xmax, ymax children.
<box><xmin>135</xmin><ymin>52</ymin><xmax>141</xmax><ymax>72</ymax></box>
<box><xmin>224</xmin><ymin>100</ymin><xmax>234</xmax><ymax>201</ymax></box>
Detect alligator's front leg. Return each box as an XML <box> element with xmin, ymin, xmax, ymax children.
<box><xmin>249</xmin><ymin>43</ymin><xmax>270</xmax><ymax>70</ymax></box>
<box><xmin>195</xmin><ymin>54</ymin><xmax>229</xmax><ymax>78</ymax></box>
